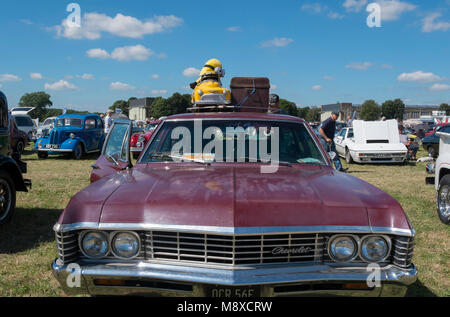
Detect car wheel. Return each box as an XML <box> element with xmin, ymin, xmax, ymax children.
<box><xmin>437</xmin><ymin>175</ymin><xmax>450</xmax><ymax>225</ymax></box>
<box><xmin>37</xmin><ymin>152</ymin><xmax>48</xmax><ymax>159</ymax></box>
<box><xmin>345</xmin><ymin>149</ymin><xmax>353</xmax><ymax>164</ymax></box>
<box><xmin>0</xmin><ymin>171</ymin><xmax>16</xmax><ymax>225</ymax></box>
<box><xmin>16</xmin><ymin>141</ymin><xmax>25</xmax><ymax>155</ymax></box>
<box><xmin>73</xmin><ymin>144</ymin><xmax>83</xmax><ymax>160</ymax></box>
<box><xmin>28</xmin><ymin>132</ymin><xmax>33</xmax><ymax>142</ymax></box>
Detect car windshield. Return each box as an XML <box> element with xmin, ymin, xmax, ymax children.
<box><xmin>14</xmin><ymin>116</ymin><xmax>34</xmax><ymax>126</ymax></box>
<box><xmin>43</xmin><ymin>118</ymin><xmax>55</xmax><ymax>126</ymax></box>
<box><xmin>56</xmin><ymin>118</ymin><xmax>83</xmax><ymax>127</ymax></box>
<box><xmin>140</xmin><ymin>120</ymin><xmax>326</xmax><ymax>165</ymax></box>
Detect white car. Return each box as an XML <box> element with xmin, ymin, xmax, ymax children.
<box><xmin>431</xmin><ymin>132</ymin><xmax>450</xmax><ymax>224</ymax></box>
<box><xmin>334</xmin><ymin>119</ymin><xmax>407</xmax><ymax>164</ymax></box>
<box><xmin>36</xmin><ymin>116</ymin><xmax>57</xmax><ymax>139</ymax></box>
<box><xmin>10</xmin><ymin>107</ymin><xmax>35</xmax><ymax>116</ymax></box>
<box><xmin>11</xmin><ymin>114</ymin><xmax>36</xmax><ymax>141</ymax></box>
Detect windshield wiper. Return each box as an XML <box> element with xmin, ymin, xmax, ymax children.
<box><xmin>236</xmin><ymin>157</ymin><xmax>292</xmax><ymax>167</ymax></box>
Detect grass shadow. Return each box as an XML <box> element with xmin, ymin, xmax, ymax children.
<box><xmin>406</xmin><ymin>279</ymin><xmax>437</xmax><ymax>297</ymax></box>
<box><xmin>0</xmin><ymin>208</ymin><xmax>61</xmax><ymax>254</ymax></box>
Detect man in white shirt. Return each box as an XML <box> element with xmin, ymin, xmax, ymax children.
<box><xmin>105</xmin><ymin>110</ymin><xmax>113</xmax><ymax>134</ymax></box>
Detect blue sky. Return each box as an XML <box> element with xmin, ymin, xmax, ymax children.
<box><xmin>0</xmin><ymin>0</ymin><xmax>449</xmax><ymax>113</ymax></box>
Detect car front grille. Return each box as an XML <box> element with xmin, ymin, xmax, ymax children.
<box><xmin>144</xmin><ymin>231</ymin><xmax>324</xmax><ymax>266</ymax></box>
<box><xmin>392</xmin><ymin>236</ymin><xmax>415</xmax><ymax>268</ymax></box>
<box><xmin>56</xmin><ymin>231</ymin><xmax>79</xmax><ymax>265</ymax></box>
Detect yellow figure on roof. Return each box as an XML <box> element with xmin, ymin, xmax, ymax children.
<box><xmin>190</xmin><ymin>58</ymin><xmax>231</xmax><ymax>106</ymax></box>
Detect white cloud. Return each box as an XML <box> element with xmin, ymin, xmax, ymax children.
<box><xmin>87</xmin><ymin>45</ymin><xmax>154</xmax><ymax>61</ymax></box>
<box><xmin>376</xmin><ymin>0</ymin><xmax>416</xmax><ymax>21</ymax></box>
<box><xmin>323</xmin><ymin>76</ymin><xmax>335</xmax><ymax>80</ymax></box>
<box><xmin>183</xmin><ymin>67</ymin><xmax>201</xmax><ymax>77</ymax></box>
<box><xmin>54</xmin><ymin>13</ymin><xmax>183</xmax><ymax>40</ymax></box>
<box><xmin>152</xmin><ymin>74</ymin><xmax>159</xmax><ymax>79</ymax></box>
<box><xmin>226</xmin><ymin>26</ymin><xmax>240</xmax><ymax>32</ymax></box>
<box><xmin>110</xmin><ymin>45</ymin><xmax>153</xmax><ymax>61</ymax></box>
<box><xmin>77</xmin><ymin>74</ymin><xmax>95</xmax><ymax>80</ymax></box>
<box><xmin>397</xmin><ymin>71</ymin><xmax>442</xmax><ymax>83</ymax></box>
<box><xmin>312</xmin><ymin>85</ymin><xmax>323</xmax><ymax>91</ymax></box>
<box><xmin>345</xmin><ymin>62</ymin><xmax>374</xmax><ymax>70</ymax></box>
<box><xmin>422</xmin><ymin>13</ymin><xmax>450</xmax><ymax>32</ymax></box>
<box><xmin>261</xmin><ymin>37</ymin><xmax>294</xmax><ymax>47</ymax></box>
<box><xmin>30</xmin><ymin>73</ymin><xmax>43</xmax><ymax>80</ymax></box>
<box><xmin>327</xmin><ymin>12</ymin><xmax>345</xmax><ymax>19</ymax></box>
<box><xmin>151</xmin><ymin>89</ymin><xmax>168</xmax><ymax>95</ymax></box>
<box><xmin>430</xmin><ymin>83</ymin><xmax>450</xmax><ymax>91</ymax></box>
<box><xmin>343</xmin><ymin>0</ymin><xmax>368</xmax><ymax>12</ymax></box>
<box><xmin>270</xmin><ymin>84</ymin><xmax>278</xmax><ymax>91</ymax></box>
<box><xmin>45</xmin><ymin>80</ymin><xmax>77</xmax><ymax>91</ymax></box>
<box><xmin>87</xmin><ymin>48</ymin><xmax>110</xmax><ymax>59</ymax></box>
<box><xmin>0</xmin><ymin>74</ymin><xmax>21</xmax><ymax>82</ymax></box>
<box><xmin>301</xmin><ymin>3</ymin><xmax>327</xmax><ymax>14</ymax></box>
<box><xmin>110</xmin><ymin>81</ymin><xmax>135</xmax><ymax>91</ymax></box>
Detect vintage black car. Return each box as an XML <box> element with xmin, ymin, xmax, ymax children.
<box><xmin>0</xmin><ymin>91</ymin><xmax>31</xmax><ymax>225</ymax></box>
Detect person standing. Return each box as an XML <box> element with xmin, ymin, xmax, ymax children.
<box><xmin>104</xmin><ymin>110</ymin><xmax>113</xmax><ymax>134</ymax></box>
<box><xmin>319</xmin><ymin>112</ymin><xmax>346</xmax><ymax>172</ymax></box>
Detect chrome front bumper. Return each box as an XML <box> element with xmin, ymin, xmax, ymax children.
<box><xmin>52</xmin><ymin>260</ymin><xmax>417</xmax><ymax>297</ymax></box>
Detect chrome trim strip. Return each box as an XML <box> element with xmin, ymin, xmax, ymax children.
<box><xmin>54</xmin><ymin>223</ymin><xmax>414</xmax><ymax>237</ymax></box>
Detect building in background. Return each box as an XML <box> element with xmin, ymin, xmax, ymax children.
<box><xmin>129</xmin><ymin>98</ymin><xmax>156</xmax><ymax>121</ymax></box>
<box><xmin>320</xmin><ymin>103</ymin><xmax>353</xmax><ymax>122</ymax></box>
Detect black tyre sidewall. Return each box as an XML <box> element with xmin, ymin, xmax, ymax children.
<box><xmin>345</xmin><ymin>149</ymin><xmax>353</xmax><ymax>164</ymax></box>
<box><xmin>0</xmin><ymin>171</ymin><xmax>16</xmax><ymax>225</ymax></box>
<box><xmin>73</xmin><ymin>144</ymin><xmax>83</xmax><ymax>160</ymax></box>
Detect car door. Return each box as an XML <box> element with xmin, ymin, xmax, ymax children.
<box><xmin>90</xmin><ymin>120</ymin><xmax>132</xmax><ymax>183</ymax></box>
<box><xmin>334</xmin><ymin>129</ymin><xmax>347</xmax><ymax>155</ymax></box>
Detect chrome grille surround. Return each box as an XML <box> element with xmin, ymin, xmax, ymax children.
<box><xmin>392</xmin><ymin>236</ymin><xmax>415</xmax><ymax>268</ymax></box>
<box><xmin>144</xmin><ymin>231</ymin><xmax>325</xmax><ymax>266</ymax></box>
<box><xmin>56</xmin><ymin>231</ymin><xmax>79</xmax><ymax>265</ymax></box>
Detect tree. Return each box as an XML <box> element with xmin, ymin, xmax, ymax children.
<box><xmin>19</xmin><ymin>92</ymin><xmax>53</xmax><ymax>121</ymax></box>
<box><xmin>166</xmin><ymin>93</ymin><xmax>191</xmax><ymax>115</ymax></box>
<box><xmin>297</xmin><ymin>107</ymin><xmax>310</xmax><ymax>119</ymax></box>
<box><xmin>381</xmin><ymin>99</ymin><xmax>405</xmax><ymax>120</ymax></box>
<box><xmin>149</xmin><ymin>98</ymin><xmax>171</xmax><ymax>119</ymax></box>
<box><xmin>306</xmin><ymin>107</ymin><xmax>321</xmax><ymax>122</ymax></box>
<box><xmin>279</xmin><ymin>99</ymin><xmax>298</xmax><ymax>116</ymax></box>
<box><xmin>360</xmin><ymin>100</ymin><xmax>381</xmax><ymax>121</ymax></box>
<box><xmin>440</xmin><ymin>103</ymin><xmax>450</xmax><ymax>115</ymax></box>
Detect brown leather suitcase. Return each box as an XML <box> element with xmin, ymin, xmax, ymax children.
<box><xmin>230</xmin><ymin>77</ymin><xmax>270</xmax><ymax>112</ymax></box>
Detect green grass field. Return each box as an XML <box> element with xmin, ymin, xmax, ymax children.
<box><xmin>0</xmin><ymin>147</ymin><xmax>448</xmax><ymax>296</ymax></box>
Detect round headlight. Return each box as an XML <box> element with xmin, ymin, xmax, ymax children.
<box><xmin>329</xmin><ymin>236</ymin><xmax>357</xmax><ymax>262</ymax></box>
<box><xmin>112</xmin><ymin>232</ymin><xmax>140</xmax><ymax>259</ymax></box>
<box><xmin>70</xmin><ymin>133</ymin><xmax>76</xmax><ymax>139</ymax></box>
<box><xmin>81</xmin><ymin>231</ymin><xmax>109</xmax><ymax>259</ymax></box>
<box><xmin>360</xmin><ymin>236</ymin><xmax>389</xmax><ymax>263</ymax></box>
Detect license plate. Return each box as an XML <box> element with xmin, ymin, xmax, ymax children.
<box><xmin>46</xmin><ymin>144</ymin><xmax>59</xmax><ymax>149</ymax></box>
<box><xmin>206</xmin><ymin>285</ymin><xmax>260</xmax><ymax>298</ymax></box>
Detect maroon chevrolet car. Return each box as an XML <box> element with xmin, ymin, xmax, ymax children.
<box><xmin>52</xmin><ymin>112</ymin><xmax>417</xmax><ymax>297</ymax></box>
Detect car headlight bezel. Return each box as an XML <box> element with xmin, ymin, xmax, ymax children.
<box><xmin>359</xmin><ymin>235</ymin><xmax>391</xmax><ymax>263</ymax></box>
<box><xmin>79</xmin><ymin>231</ymin><xmax>110</xmax><ymax>259</ymax></box>
<box><xmin>328</xmin><ymin>235</ymin><xmax>359</xmax><ymax>263</ymax></box>
<box><xmin>110</xmin><ymin>231</ymin><xmax>141</xmax><ymax>259</ymax></box>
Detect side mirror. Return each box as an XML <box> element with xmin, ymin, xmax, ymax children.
<box><xmin>328</xmin><ymin>152</ymin><xmax>337</xmax><ymax>160</ymax></box>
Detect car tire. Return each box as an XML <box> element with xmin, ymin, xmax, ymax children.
<box><xmin>345</xmin><ymin>149</ymin><xmax>353</xmax><ymax>164</ymax></box>
<box><xmin>437</xmin><ymin>175</ymin><xmax>450</xmax><ymax>225</ymax></box>
<box><xmin>16</xmin><ymin>141</ymin><xmax>25</xmax><ymax>155</ymax></box>
<box><xmin>73</xmin><ymin>144</ymin><xmax>83</xmax><ymax>160</ymax></box>
<box><xmin>0</xmin><ymin>171</ymin><xmax>16</xmax><ymax>225</ymax></box>
<box><xmin>37</xmin><ymin>152</ymin><xmax>48</xmax><ymax>159</ymax></box>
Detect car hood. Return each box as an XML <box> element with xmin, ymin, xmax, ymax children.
<box><xmin>59</xmin><ymin>164</ymin><xmax>411</xmax><ymax>231</ymax></box>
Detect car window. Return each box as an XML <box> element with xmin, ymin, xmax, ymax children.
<box><xmin>339</xmin><ymin>129</ymin><xmax>346</xmax><ymax>138</ymax></box>
<box><xmin>103</xmin><ymin>123</ymin><xmax>130</xmax><ymax>162</ymax></box>
<box><xmin>441</xmin><ymin>126</ymin><xmax>450</xmax><ymax>134</ymax></box>
<box><xmin>0</xmin><ymin>99</ymin><xmax>7</xmax><ymax>130</ymax></box>
<box><xmin>347</xmin><ymin>129</ymin><xmax>354</xmax><ymax>139</ymax></box>
<box><xmin>14</xmin><ymin>116</ymin><xmax>34</xmax><ymax>127</ymax></box>
<box><xmin>141</xmin><ymin>120</ymin><xmax>327</xmax><ymax>166</ymax></box>
<box><xmin>96</xmin><ymin>118</ymin><xmax>104</xmax><ymax>130</ymax></box>
<box><xmin>85</xmin><ymin>119</ymin><xmax>96</xmax><ymax>130</ymax></box>
<box><xmin>56</xmin><ymin>118</ymin><xmax>83</xmax><ymax>127</ymax></box>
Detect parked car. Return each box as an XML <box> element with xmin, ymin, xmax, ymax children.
<box><xmin>422</xmin><ymin>125</ymin><xmax>450</xmax><ymax>158</ymax></box>
<box><xmin>0</xmin><ymin>92</ymin><xmax>31</xmax><ymax>225</ymax></box>
<box><xmin>11</xmin><ymin>114</ymin><xmax>35</xmax><ymax>142</ymax></box>
<box><xmin>427</xmin><ymin>131</ymin><xmax>450</xmax><ymax>224</ymax></box>
<box><xmin>8</xmin><ymin>115</ymin><xmax>29</xmax><ymax>155</ymax></box>
<box><xmin>35</xmin><ymin>116</ymin><xmax>57</xmax><ymax>139</ymax></box>
<box><xmin>334</xmin><ymin>120</ymin><xmax>407</xmax><ymax>164</ymax></box>
<box><xmin>34</xmin><ymin>114</ymin><xmax>105</xmax><ymax>160</ymax></box>
<box><xmin>10</xmin><ymin>106</ymin><xmax>35</xmax><ymax>116</ymax></box>
<box><xmin>52</xmin><ymin>111</ymin><xmax>417</xmax><ymax>297</ymax></box>
<box><xmin>130</xmin><ymin>120</ymin><xmax>161</xmax><ymax>159</ymax></box>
